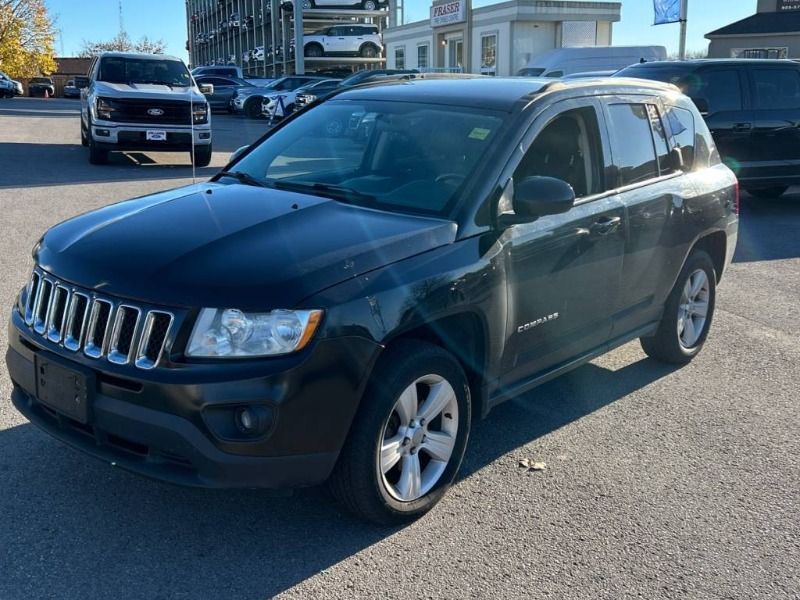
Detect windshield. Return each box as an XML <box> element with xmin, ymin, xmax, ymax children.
<box><xmin>98</xmin><ymin>57</ymin><xmax>192</xmax><ymax>86</ymax></box>
<box><xmin>31</xmin><ymin>77</ymin><xmax>52</xmax><ymax>84</ymax></box>
<box><xmin>517</xmin><ymin>68</ymin><xmax>545</xmax><ymax>77</ymax></box>
<box><xmin>225</xmin><ymin>99</ymin><xmax>506</xmax><ymax>217</ymax></box>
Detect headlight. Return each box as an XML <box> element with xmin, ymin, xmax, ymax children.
<box><xmin>193</xmin><ymin>103</ymin><xmax>209</xmax><ymax>124</ymax></box>
<box><xmin>186</xmin><ymin>308</ymin><xmax>323</xmax><ymax>358</ymax></box>
<box><xmin>96</xmin><ymin>97</ymin><xmax>115</xmax><ymax>119</ymax></box>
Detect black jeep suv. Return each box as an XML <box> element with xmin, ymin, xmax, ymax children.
<box><xmin>616</xmin><ymin>59</ymin><xmax>800</xmax><ymax>199</ymax></box>
<box><xmin>6</xmin><ymin>78</ymin><xmax>738</xmax><ymax>523</ymax></box>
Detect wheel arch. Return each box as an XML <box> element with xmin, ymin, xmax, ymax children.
<box><xmin>691</xmin><ymin>230</ymin><xmax>727</xmax><ymax>283</ymax></box>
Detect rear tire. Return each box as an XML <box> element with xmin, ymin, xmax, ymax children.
<box><xmin>640</xmin><ymin>250</ymin><xmax>716</xmax><ymax>365</ymax></box>
<box><xmin>360</xmin><ymin>43</ymin><xmax>379</xmax><ymax>58</ymax></box>
<box><xmin>746</xmin><ymin>186</ymin><xmax>788</xmax><ymax>199</ymax></box>
<box><xmin>192</xmin><ymin>144</ymin><xmax>212</xmax><ymax>167</ymax></box>
<box><xmin>329</xmin><ymin>340</ymin><xmax>471</xmax><ymax>524</ymax></box>
<box><xmin>244</xmin><ymin>97</ymin><xmax>263</xmax><ymax>119</ymax></box>
<box><xmin>304</xmin><ymin>44</ymin><xmax>323</xmax><ymax>58</ymax></box>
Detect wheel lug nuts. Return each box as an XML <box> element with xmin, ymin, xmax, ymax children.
<box><xmin>410</xmin><ymin>448</ymin><xmax>417</xmax><ymax>455</ymax></box>
<box><xmin>402</xmin><ymin>437</ymin><xmax>410</xmax><ymax>446</ymax></box>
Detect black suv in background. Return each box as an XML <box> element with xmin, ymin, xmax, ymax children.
<box><xmin>616</xmin><ymin>59</ymin><xmax>800</xmax><ymax>198</ymax></box>
<box><xmin>28</xmin><ymin>77</ymin><xmax>55</xmax><ymax>97</ymax></box>
<box><xmin>6</xmin><ymin>78</ymin><xmax>738</xmax><ymax>524</ymax></box>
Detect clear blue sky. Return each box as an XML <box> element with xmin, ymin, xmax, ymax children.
<box><xmin>47</xmin><ymin>0</ymin><xmax>758</xmax><ymax>59</ymax></box>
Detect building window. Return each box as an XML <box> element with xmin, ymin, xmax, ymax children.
<box><xmin>417</xmin><ymin>44</ymin><xmax>429</xmax><ymax>69</ymax></box>
<box><xmin>732</xmin><ymin>47</ymin><xmax>788</xmax><ymax>59</ymax></box>
<box><xmin>395</xmin><ymin>46</ymin><xmax>405</xmax><ymax>69</ymax></box>
<box><xmin>480</xmin><ymin>33</ymin><xmax>497</xmax><ymax>76</ymax></box>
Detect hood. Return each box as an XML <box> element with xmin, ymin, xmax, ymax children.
<box><xmin>94</xmin><ymin>81</ymin><xmax>206</xmax><ymax>103</ymax></box>
<box><xmin>36</xmin><ymin>183</ymin><xmax>457</xmax><ymax>310</ymax></box>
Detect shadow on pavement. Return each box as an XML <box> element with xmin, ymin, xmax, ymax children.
<box><xmin>734</xmin><ymin>190</ymin><xmax>800</xmax><ymax>263</ymax></box>
<box><xmin>0</xmin><ymin>357</ymin><xmax>674</xmax><ymax>599</ymax></box>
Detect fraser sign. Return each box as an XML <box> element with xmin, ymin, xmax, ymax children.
<box><xmin>431</xmin><ymin>0</ymin><xmax>467</xmax><ymax>27</ymax></box>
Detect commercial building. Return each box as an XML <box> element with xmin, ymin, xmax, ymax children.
<box><xmin>706</xmin><ymin>0</ymin><xmax>800</xmax><ymax>59</ymax></box>
<box><xmin>383</xmin><ymin>0</ymin><xmax>621</xmax><ymax>76</ymax></box>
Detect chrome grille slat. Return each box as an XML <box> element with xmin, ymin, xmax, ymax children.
<box><xmin>21</xmin><ymin>268</ymin><xmax>175</xmax><ymax>370</ymax></box>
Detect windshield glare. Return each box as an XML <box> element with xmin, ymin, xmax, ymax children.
<box><xmin>98</xmin><ymin>57</ymin><xmax>192</xmax><ymax>86</ymax></box>
<box><xmin>230</xmin><ymin>99</ymin><xmax>506</xmax><ymax>216</ymax></box>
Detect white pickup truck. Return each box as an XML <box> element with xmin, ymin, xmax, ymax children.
<box><xmin>81</xmin><ymin>52</ymin><xmax>213</xmax><ymax>166</ymax></box>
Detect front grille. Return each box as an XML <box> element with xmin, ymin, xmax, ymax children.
<box><xmin>22</xmin><ymin>269</ymin><xmax>174</xmax><ymax>370</ymax></box>
<box><xmin>106</xmin><ymin>98</ymin><xmax>193</xmax><ymax>125</ymax></box>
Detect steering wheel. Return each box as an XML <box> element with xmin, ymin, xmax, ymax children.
<box><xmin>435</xmin><ymin>173</ymin><xmax>466</xmax><ymax>185</ymax></box>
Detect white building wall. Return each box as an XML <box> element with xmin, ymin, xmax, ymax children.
<box><xmin>511</xmin><ymin>21</ymin><xmax>557</xmax><ymax>75</ymax></box>
<box><xmin>597</xmin><ymin>20</ymin><xmax>612</xmax><ymax>45</ymax></box>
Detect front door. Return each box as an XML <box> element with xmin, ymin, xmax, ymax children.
<box><xmin>498</xmin><ymin>99</ymin><xmax>626</xmax><ymax>388</ymax></box>
<box><xmin>447</xmin><ymin>38</ymin><xmax>463</xmax><ymax>72</ymax></box>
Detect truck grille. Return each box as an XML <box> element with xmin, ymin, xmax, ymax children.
<box><xmin>105</xmin><ymin>98</ymin><xmax>193</xmax><ymax>125</ymax></box>
<box><xmin>23</xmin><ymin>269</ymin><xmax>174</xmax><ymax>370</ymax></box>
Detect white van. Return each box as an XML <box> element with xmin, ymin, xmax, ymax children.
<box><xmin>517</xmin><ymin>46</ymin><xmax>667</xmax><ymax>78</ymax></box>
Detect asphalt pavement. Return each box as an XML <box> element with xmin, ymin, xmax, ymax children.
<box><xmin>0</xmin><ymin>97</ymin><xmax>798</xmax><ymax>600</ymax></box>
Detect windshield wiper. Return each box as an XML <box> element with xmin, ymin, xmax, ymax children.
<box><xmin>218</xmin><ymin>170</ymin><xmax>269</xmax><ymax>188</ymax></box>
<box><xmin>270</xmin><ymin>180</ymin><xmax>376</xmax><ymax>204</ymax></box>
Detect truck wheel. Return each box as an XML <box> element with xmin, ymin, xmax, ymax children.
<box><xmin>746</xmin><ymin>186</ymin><xmax>788</xmax><ymax>199</ymax></box>
<box><xmin>362</xmin><ymin>0</ymin><xmax>378</xmax><ymax>9</ymax></box>
<box><xmin>640</xmin><ymin>250</ymin><xmax>716</xmax><ymax>365</ymax></box>
<box><xmin>360</xmin><ymin>43</ymin><xmax>379</xmax><ymax>58</ymax></box>
<box><xmin>192</xmin><ymin>144</ymin><xmax>212</xmax><ymax>167</ymax></box>
<box><xmin>244</xmin><ymin>97</ymin><xmax>263</xmax><ymax>118</ymax></box>
<box><xmin>87</xmin><ymin>121</ymin><xmax>108</xmax><ymax>165</ymax></box>
<box><xmin>329</xmin><ymin>340</ymin><xmax>471</xmax><ymax>524</ymax></box>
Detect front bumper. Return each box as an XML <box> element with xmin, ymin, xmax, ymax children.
<box><xmin>7</xmin><ymin>313</ymin><xmax>381</xmax><ymax>488</ymax></box>
<box><xmin>90</xmin><ymin>120</ymin><xmax>212</xmax><ymax>149</ymax></box>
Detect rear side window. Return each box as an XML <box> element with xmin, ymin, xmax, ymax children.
<box><xmin>664</xmin><ymin>106</ymin><xmax>696</xmax><ymax>168</ymax></box>
<box><xmin>607</xmin><ymin>104</ymin><xmax>659</xmax><ymax>186</ymax></box>
<box><xmin>695</xmin><ymin>70</ymin><xmax>742</xmax><ymax>113</ymax></box>
<box><xmin>751</xmin><ymin>69</ymin><xmax>800</xmax><ymax>110</ymax></box>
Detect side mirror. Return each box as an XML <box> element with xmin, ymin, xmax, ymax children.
<box><xmin>74</xmin><ymin>76</ymin><xmax>90</xmax><ymax>88</ymax></box>
<box><xmin>229</xmin><ymin>145</ymin><xmax>249</xmax><ymax>162</ymax></box>
<box><xmin>691</xmin><ymin>97</ymin><xmax>709</xmax><ymax>116</ymax></box>
<box><xmin>199</xmin><ymin>83</ymin><xmax>214</xmax><ymax>95</ymax></box>
<box><xmin>501</xmin><ymin>176</ymin><xmax>576</xmax><ymax>225</ymax></box>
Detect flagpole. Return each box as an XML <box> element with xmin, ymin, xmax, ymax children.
<box><xmin>678</xmin><ymin>0</ymin><xmax>689</xmax><ymax>60</ymax></box>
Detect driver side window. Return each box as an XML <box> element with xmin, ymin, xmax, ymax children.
<box><xmin>514</xmin><ymin>106</ymin><xmax>605</xmax><ymax>199</ymax></box>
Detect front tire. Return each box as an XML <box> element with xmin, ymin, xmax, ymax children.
<box><xmin>640</xmin><ymin>250</ymin><xmax>716</xmax><ymax>364</ymax></box>
<box><xmin>192</xmin><ymin>144</ymin><xmax>212</xmax><ymax>167</ymax></box>
<box><xmin>360</xmin><ymin>43</ymin><xmax>379</xmax><ymax>58</ymax></box>
<box><xmin>244</xmin><ymin>97</ymin><xmax>263</xmax><ymax>118</ymax></box>
<box><xmin>746</xmin><ymin>186</ymin><xmax>788</xmax><ymax>199</ymax></box>
<box><xmin>87</xmin><ymin>119</ymin><xmax>108</xmax><ymax>165</ymax></box>
<box><xmin>330</xmin><ymin>340</ymin><xmax>471</xmax><ymax>524</ymax></box>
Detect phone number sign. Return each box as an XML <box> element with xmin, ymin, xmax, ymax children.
<box><xmin>778</xmin><ymin>0</ymin><xmax>800</xmax><ymax>11</ymax></box>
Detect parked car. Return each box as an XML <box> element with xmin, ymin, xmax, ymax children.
<box><xmin>293</xmin><ymin>77</ymin><xmax>348</xmax><ymax>110</ymax></box>
<box><xmin>299</xmin><ymin>0</ymin><xmax>386</xmax><ymax>8</ymax></box>
<box><xmin>517</xmin><ymin>46</ymin><xmax>666</xmax><ymax>78</ymax></box>
<box><xmin>294</xmin><ymin>69</ymin><xmax>420</xmax><ymax>110</ymax></box>
<box><xmin>561</xmin><ymin>70</ymin><xmax>618</xmax><ymax>80</ymax></box>
<box><xmin>195</xmin><ymin>76</ymin><xmax>253</xmax><ymax>112</ymax></box>
<box><xmin>261</xmin><ymin>78</ymin><xmax>341</xmax><ymax>117</ymax></box>
<box><xmin>303</xmin><ymin>24</ymin><xmax>382</xmax><ymax>58</ymax></box>
<box><xmin>11</xmin><ymin>78</ymin><xmax>23</xmax><ymax>96</ymax></box>
<box><xmin>28</xmin><ymin>76</ymin><xmax>55</xmax><ymax>97</ymax></box>
<box><xmin>616</xmin><ymin>59</ymin><xmax>800</xmax><ymax>199</ymax></box>
<box><xmin>7</xmin><ymin>77</ymin><xmax>738</xmax><ymax>524</ymax></box>
<box><xmin>63</xmin><ymin>79</ymin><xmax>81</xmax><ymax>98</ymax></box>
<box><xmin>231</xmin><ymin>75</ymin><xmax>328</xmax><ymax>118</ymax></box>
<box><xmin>0</xmin><ymin>71</ymin><xmax>17</xmax><ymax>98</ymax></box>
<box><xmin>192</xmin><ymin>65</ymin><xmax>244</xmax><ymax>79</ymax></box>
<box><xmin>80</xmin><ymin>52</ymin><xmax>213</xmax><ymax>166</ymax></box>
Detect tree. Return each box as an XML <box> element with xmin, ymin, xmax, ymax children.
<box><xmin>0</xmin><ymin>0</ymin><xmax>56</xmax><ymax>78</ymax></box>
<box><xmin>79</xmin><ymin>32</ymin><xmax>166</xmax><ymax>57</ymax></box>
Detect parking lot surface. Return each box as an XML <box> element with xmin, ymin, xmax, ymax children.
<box><xmin>1</xmin><ymin>98</ymin><xmax>799</xmax><ymax>600</ymax></box>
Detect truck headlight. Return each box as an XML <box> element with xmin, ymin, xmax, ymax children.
<box><xmin>96</xmin><ymin>97</ymin><xmax>115</xmax><ymax>120</ymax></box>
<box><xmin>186</xmin><ymin>308</ymin><xmax>323</xmax><ymax>358</ymax></box>
<box><xmin>193</xmin><ymin>103</ymin><xmax>209</xmax><ymax>123</ymax></box>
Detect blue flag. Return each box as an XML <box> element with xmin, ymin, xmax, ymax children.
<box><xmin>654</xmin><ymin>0</ymin><xmax>683</xmax><ymax>25</ymax></box>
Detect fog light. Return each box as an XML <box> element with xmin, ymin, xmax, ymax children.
<box><xmin>199</xmin><ymin>132</ymin><xmax>211</xmax><ymax>139</ymax></box>
<box><xmin>234</xmin><ymin>405</ymin><xmax>271</xmax><ymax>436</ymax></box>
<box><xmin>95</xmin><ymin>128</ymin><xmax>110</xmax><ymax>137</ymax></box>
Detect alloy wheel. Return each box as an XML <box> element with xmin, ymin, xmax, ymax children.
<box><xmin>678</xmin><ymin>269</ymin><xmax>710</xmax><ymax>348</ymax></box>
<box><xmin>377</xmin><ymin>374</ymin><xmax>459</xmax><ymax>502</ymax></box>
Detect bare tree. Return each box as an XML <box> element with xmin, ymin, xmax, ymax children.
<box><xmin>79</xmin><ymin>32</ymin><xmax>167</xmax><ymax>57</ymax></box>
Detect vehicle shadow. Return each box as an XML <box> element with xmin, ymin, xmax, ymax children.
<box><xmin>734</xmin><ymin>189</ymin><xmax>800</xmax><ymax>263</ymax></box>
<box><xmin>0</xmin><ymin>356</ymin><xmax>675</xmax><ymax>599</ymax></box>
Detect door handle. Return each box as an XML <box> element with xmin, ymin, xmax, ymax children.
<box><xmin>590</xmin><ymin>216</ymin><xmax>622</xmax><ymax>235</ymax></box>
<box><xmin>733</xmin><ymin>122</ymin><xmax>752</xmax><ymax>132</ymax></box>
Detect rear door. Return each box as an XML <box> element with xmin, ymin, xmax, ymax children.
<box><xmin>498</xmin><ymin>98</ymin><xmax>626</xmax><ymax>386</ymax></box>
<box><xmin>693</xmin><ymin>67</ymin><xmax>752</xmax><ymax>175</ymax></box>
<box><xmin>746</xmin><ymin>65</ymin><xmax>800</xmax><ymax>187</ymax></box>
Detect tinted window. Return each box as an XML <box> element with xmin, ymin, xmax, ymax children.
<box><xmin>607</xmin><ymin>104</ymin><xmax>659</xmax><ymax>186</ymax></box>
<box><xmin>752</xmin><ymin>69</ymin><xmax>800</xmax><ymax>110</ymax></box>
<box><xmin>98</xmin><ymin>57</ymin><xmax>191</xmax><ymax>86</ymax></box>
<box><xmin>664</xmin><ymin>106</ymin><xmax>696</xmax><ymax>169</ymax></box>
<box><xmin>647</xmin><ymin>105</ymin><xmax>672</xmax><ymax>174</ymax></box>
<box><xmin>696</xmin><ymin>70</ymin><xmax>742</xmax><ymax>113</ymax></box>
<box><xmin>615</xmin><ymin>64</ymin><xmax>693</xmax><ymax>86</ymax></box>
<box><xmin>515</xmin><ymin>107</ymin><xmax>604</xmax><ymax>198</ymax></box>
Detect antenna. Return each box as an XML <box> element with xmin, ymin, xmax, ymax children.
<box><xmin>118</xmin><ymin>0</ymin><xmax>124</xmax><ymax>34</ymax></box>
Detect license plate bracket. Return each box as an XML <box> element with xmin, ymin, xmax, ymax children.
<box><xmin>146</xmin><ymin>130</ymin><xmax>167</xmax><ymax>141</ymax></box>
<box><xmin>35</xmin><ymin>355</ymin><xmax>95</xmax><ymax>424</ymax></box>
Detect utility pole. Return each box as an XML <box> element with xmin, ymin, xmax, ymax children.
<box><xmin>118</xmin><ymin>0</ymin><xmax>124</xmax><ymax>35</ymax></box>
<box><xmin>678</xmin><ymin>0</ymin><xmax>688</xmax><ymax>60</ymax></box>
